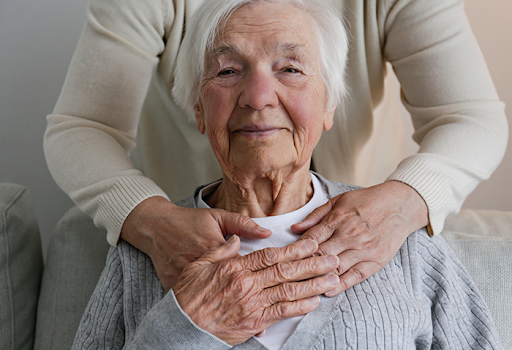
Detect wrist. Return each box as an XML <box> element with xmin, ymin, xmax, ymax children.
<box><xmin>386</xmin><ymin>180</ymin><xmax>429</xmax><ymax>231</ymax></box>
<box><xmin>120</xmin><ymin>196</ymin><xmax>176</xmax><ymax>255</ymax></box>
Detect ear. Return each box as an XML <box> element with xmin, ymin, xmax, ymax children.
<box><xmin>323</xmin><ymin>103</ymin><xmax>336</xmax><ymax>131</ymax></box>
<box><xmin>194</xmin><ymin>103</ymin><xmax>205</xmax><ymax>134</ymax></box>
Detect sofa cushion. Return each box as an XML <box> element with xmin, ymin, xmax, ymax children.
<box><xmin>34</xmin><ymin>207</ymin><xmax>109</xmax><ymax>350</ymax></box>
<box><xmin>0</xmin><ymin>184</ymin><xmax>43</xmax><ymax>350</ymax></box>
<box><xmin>444</xmin><ymin>209</ymin><xmax>512</xmax><ymax>349</ymax></box>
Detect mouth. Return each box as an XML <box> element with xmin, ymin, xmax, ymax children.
<box><xmin>236</xmin><ymin>125</ymin><xmax>284</xmax><ymax>139</ymax></box>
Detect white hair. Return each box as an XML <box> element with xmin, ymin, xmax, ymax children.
<box><xmin>172</xmin><ymin>0</ymin><xmax>349</xmax><ymax>120</ymax></box>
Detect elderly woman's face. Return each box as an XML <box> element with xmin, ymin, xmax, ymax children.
<box><xmin>195</xmin><ymin>2</ymin><xmax>335</xmax><ymax>180</ymax></box>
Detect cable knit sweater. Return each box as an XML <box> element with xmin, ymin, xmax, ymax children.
<box><xmin>44</xmin><ymin>0</ymin><xmax>508</xmax><ymax>245</ymax></box>
<box><xmin>72</xmin><ymin>177</ymin><xmax>503</xmax><ymax>349</ymax></box>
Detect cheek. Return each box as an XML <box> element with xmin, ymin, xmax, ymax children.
<box><xmin>200</xmin><ymin>85</ymin><xmax>236</xmax><ymax>164</ymax></box>
<box><xmin>288</xmin><ymin>100</ymin><xmax>326</xmax><ymax>153</ymax></box>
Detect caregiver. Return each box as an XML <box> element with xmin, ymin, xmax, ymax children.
<box><xmin>44</xmin><ymin>0</ymin><xmax>508</xmax><ymax>293</ymax></box>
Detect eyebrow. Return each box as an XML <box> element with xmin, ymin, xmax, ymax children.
<box><xmin>207</xmin><ymin>42</ymin><xmax>307</xmax><ymax>61</ymax></box>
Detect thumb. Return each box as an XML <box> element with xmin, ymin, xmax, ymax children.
<box><xmin>212</xmin><ymin>210</ymin><xmax>271</xmax><ymax>239</ymax></box>
<box><xmin>197</xmin><ymin>235</ymin><xmax>241</xmax><ymax>266</ymax></box>
<box><xmin>291</xmin><ymin>200</ymin><xmax>333</xmax><ymax>234</ymax></box>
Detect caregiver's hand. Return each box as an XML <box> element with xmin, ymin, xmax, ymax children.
<box><xmin>292</xmin><ymin>180</ymin><xmax>429</xmax><ymax>296</ymax></box>
<box><xmin>120</xmin><ymin>196</ymin><xmax>271</xmax><ymax>292</ymax></box>
<box><xmin>174</xmin><ymin>237</ymin><xmax>340</xmax><ymax>346</ymax></box>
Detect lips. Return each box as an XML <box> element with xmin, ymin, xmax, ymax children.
<box><xmin>236</xmin><ymin>124</ymin><xmax>284</xmax><ymax>139</ymax></box>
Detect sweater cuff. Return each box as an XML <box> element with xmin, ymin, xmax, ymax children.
<box><xmin>95</xmin><ymin>176</ymin><xmax>170</xmax><ymax>246</ymax></box>
<box><xmin>386</xmin><ymin>157</ymin><xmax>457</xmax><ymax>236</ymax></box>
<box><xmin>128</xmin><ymin>290</ymin><xmax>232</xmax><ymax>350</ymax></box>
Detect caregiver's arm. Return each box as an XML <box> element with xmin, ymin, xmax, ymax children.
<box><xmin>294</xmin><ymin>0</ymin><xmax>507</xmax><ymax>295</ymax></box>
<box><xmin>44</xmin><ymin>0</ymin><xmax>269</xmax><ymax>290</ymax></box>
<box><xmin>44</xmin><ymin>0</ymin><xmax>169</xmax><ymax>245</ymax></box>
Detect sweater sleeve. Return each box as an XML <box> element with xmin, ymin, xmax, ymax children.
<box><xmin>43</xmin><ymin>0</ymin><xmax>178</xmax><ymax>245</ymax></box>
<box><xmin>72</xmin><ymin>243</ymin><xmax>232</xmax><ymax>350</ymax></box>
<box><xmin>71</xmin><ymin>247</ymin><xmax>126</xmax><ymax>349</ymax></box>
<box><xmin>124</xmin><ymin>291</ymin><xmax>232</xmax><ymax>350</ymax></box>
<box><xmin>381</xmin><ymin>0</ymin><xmax>508</xmax><ymax>235</ymax></box>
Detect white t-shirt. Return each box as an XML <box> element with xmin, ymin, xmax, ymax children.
<box><xmin>196</xmin><ymin>172</ymin><xmax>329</xmax><ymax>349</ymax></box>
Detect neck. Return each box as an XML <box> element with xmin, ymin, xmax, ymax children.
<box><xmin>204</xmin><ymin>167</ymin><xmax>314</xmax><ymax>217</ymax></box>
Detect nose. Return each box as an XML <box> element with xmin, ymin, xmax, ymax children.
<box><xmin>238</xmin><ymin>70</ymin><xmax>279</xmax><ymax>110</ymax></box>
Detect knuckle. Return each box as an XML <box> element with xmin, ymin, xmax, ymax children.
<box><xmin>276</xmin><ymin>302</ymin><xmax>293</xmax><ymax>317</ymax></box>
<box><xmin>228</xmin><ymin>273</ymin><xmax>253</xmax><ymax>297</ymax></box>
<box><xmin>260</xmin><ymin>247</ymin><xmax>279</xmax><ymax>266</ymax></box>
<box><xmin>315</xmin><ymin>246</ymin><xmax>330</xmax><ymax>257</ymax></box>
<box><xmin>338</xmin><ymin>277</ymin><xmax>350</xmax><ymax>291</ymax></box>
<box><xmin>351</xmin><ymin>267</ymin><xmax>367</xmax><ymax>282</ymax></box>
<box><xmin>335</xmin><ymin>264</ymin><xmax>346</xmax><ymax>276</ymax></box>
<box><xmin>309</xmin><ymin>206</ymin><xmax>324</xmax><ymax>218</ymax></box>
<box><xmin>275</xmin><ymin>262</ymin><xmax>294</xmax><ymax>280</ymax></box>
<box><xmin>281</xmin><ymin>283</ymin><xmax>296</xmax><ymax>301</ymax></box>
<box><xmin>237</xmin><ymin>214</ymin><xmax>252</xmax><ymax>227</ymax></box>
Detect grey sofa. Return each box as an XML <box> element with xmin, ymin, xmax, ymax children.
<box><xmin>1</xmin><ymin>183</ymin><xmax>511</xmax><ymax>350</ymax></box>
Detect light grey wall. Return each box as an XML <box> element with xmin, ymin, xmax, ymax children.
<box><xmin>0</xmin><ymin>0</ymin><xmax>89</xmax><ymax>256</ymax></box>
<box><xmin>0</xmin><ymin>0</ymin><xmax>510</xmax><ymax>258</ymax></box>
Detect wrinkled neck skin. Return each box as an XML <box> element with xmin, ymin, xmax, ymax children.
<box><xmin>204</xmin><ymin>162</ymin><xmax>313</xmax><ymax>218</ymax></box>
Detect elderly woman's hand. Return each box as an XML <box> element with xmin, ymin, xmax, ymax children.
<box><xmin>292</xmin><ymin>181</ymin><xmax>429</xmax><ymax>296</ymax></box>
<box><xmin>121</xmin><ymin>196</ymin><xmax>271</xmax><ymax>292</ymax></box>
<box><xmin>173</xmin><ymin>236</ymin><xmax>340</xmax><ymax>346</ymax></box>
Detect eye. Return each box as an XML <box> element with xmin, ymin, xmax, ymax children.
<box><xmin>283</xmin><ymin>67</ymin><xmax>301</xmax><ymax>73</ymax></box>
<box><xmin>219</xmin><ymin>69</ymin><xmax>236</xmax><ymax>76</ymax></box>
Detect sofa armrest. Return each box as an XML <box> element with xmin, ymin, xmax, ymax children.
<box><xmin>443</xmin><ymin>209</ymin><xmax>512</xmax><ymax>349</ymax></box>
<box><xmin>0</xmin><ymin>184</ymin><xmax>43</xmax><ymax>350</ymax></box>
<box><xmin>34</xmin><ymin>207</ymin><xmax>109</xmax><ymax>350</ymax></box>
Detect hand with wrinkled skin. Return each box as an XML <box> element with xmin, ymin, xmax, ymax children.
<box><xmin>173</xmin><ymin>236</ymin><xmax>340</xmax><ymax>346</ymax></box>
<box><xmin>292</xmin><ymin>180</ymin><xmax>429</xmax><ymax>296</ymax></box>
<box><xmin>121</xmin><ymin>196</ymin><xmax>272</xmax><ymax>292</ymax></box>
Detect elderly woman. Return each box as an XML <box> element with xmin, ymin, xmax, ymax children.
<box><xmin>72</xmin><ymin>0</ymin><xmax>503</xmax><ymax>349</ymax></box>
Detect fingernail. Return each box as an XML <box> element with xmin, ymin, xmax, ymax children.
<box><xmin>325</xmin><ymin>290</ymin><xmax>336</xmax><ymax>297</ymax></box>
<box><xmin>309</xmin><ymin>295</ymin><xmax>320</xmax><ymax>305</ymax></box>
<box><xmin>256</xmin><ymin>329</ymin><xmax>267</xmax><ymax>337</ymax></box>
<box><xmin>327</xmin><ymin>274</ymin><xmax>339</xmax><ymax>286</ymax></box>
<box><xmin>227</xmin><ymin>235</ymin><xmax>237</xmax><ymax>244</ymax></box>
<box><xmin>303</xmin><ymin>239</ymin><xmax>317</xmax><ymax>251</ymax></box>
<box><xmin>325</xmin><ymin>255</ymin><xmax>339</xmax><ymax>267</ymax></box>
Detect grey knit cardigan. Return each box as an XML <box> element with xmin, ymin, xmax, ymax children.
<box><xmin>72</xmin><ymin>175</ymin><xmax>503</xmax><ymax>349</ymax></box>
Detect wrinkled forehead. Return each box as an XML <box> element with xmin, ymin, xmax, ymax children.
<box><xmin>208</xmin><ymin>2</ymin><xmax>320</xmax><ymax>61</ymax></box>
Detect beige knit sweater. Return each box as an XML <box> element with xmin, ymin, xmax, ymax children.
<box><xmin>44</xmin><ymin>0</ymin><xmax>508</xmax><ymax>245</ymax></box>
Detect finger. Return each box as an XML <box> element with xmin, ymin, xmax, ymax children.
<box><xmin>263</xmin><ymin>296</ymin><xmax>320</xmax><ymax>325</ymax></box>
<box><xmin>314</xmin><ymin>237</ymin><xmax>348</xmax><ymax>257</ymax></box>
<box><xmin>194</xmin><ymin>235</ymin><xmax>241</xmax><ymax>267</ymax></box>
<box><xmin>263</xmin><ymin>274</ymin><xmax>339</xmax><ymax>305</ymax></box>
<box><xmin>332</xmin><ymin>249</ymin><xmax>364</xmax><ymax>276</ymax></box>
<box><xmin>212</xmin><ymin>210</ymin><xmax>271</xmax><ymax>239</ymax></box>
<box><xmin>256</xmin><ymin>255</ymin><xmax>339</xmax><ymax>288</ymax></box>
<box><xmin>291</xmin><ymin>200</ymin><xmax>334</xmax><ymax>234</ymax></box>
<box><xmin>238</xmin><ymin>239</ymin><xmax>318</xmax><ymax>271</ymax></box>
<box><xmin>296</xmin><ymin>219</ymin><xmax>340</xmax><ymax>248</ymax></box>
<box><xmin>325</xmin><ymin>261</ymin><xmax>380</xmax><ymax>296</ymax></box>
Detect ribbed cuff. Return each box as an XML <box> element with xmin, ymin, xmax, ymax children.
<box><xmin>127</xmin><ymin>290</ymin><xmax>232</xmax><ymax>350</ymax></box>
<box><xmin>95</xmin><ymin>176</ymin><xmax>169</xmax><ymax>246</ymax></box>
<box><xmin>386</xmin><ymin>157</ymin><xmax>457</xmax><ymax>236</ymax></box>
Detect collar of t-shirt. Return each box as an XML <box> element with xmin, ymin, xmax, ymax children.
<box><xmin>195</xmin><ymin>172</ymin><xmax>329</xmax><ymax>349</ymax></box>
